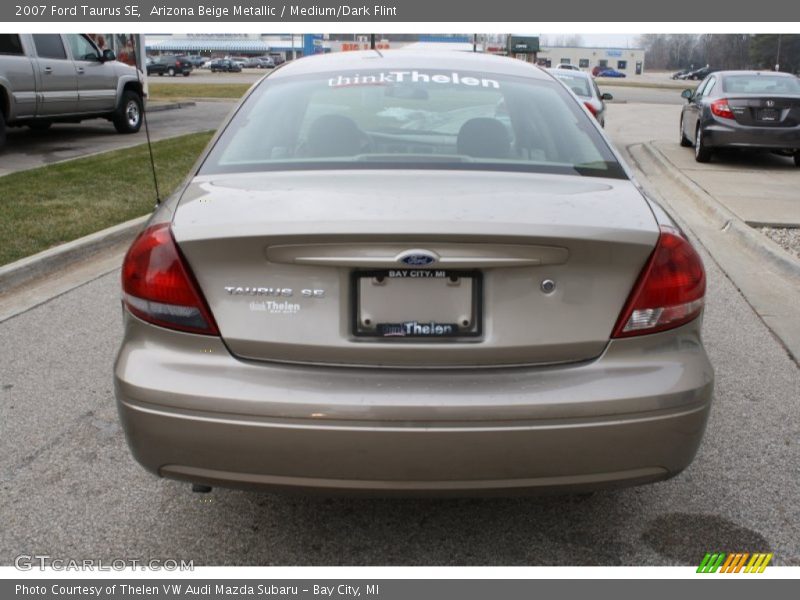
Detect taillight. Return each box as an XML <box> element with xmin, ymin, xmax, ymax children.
<box><xmin>175</xmin><ymin>60</ymin><xmax>181</xmax><ymax>66</ymax></box>
<box><xmin>583</xmin><ymin>101</ymin><xmax>599</xmax><ymax>117</ymax></box>
<box><xmin>711</xmin><ymin>99</ymin><xmax>735</xmax><ymax>119</ymax></box>
<box><xmin>121</xmin><ymin>224</ymin><xmax>219</xmax><ymax>336</ymax></box>
<box><xmin>612</xmin><ymin>225</ymin><xmax>706</xmax><ymax>338</ymax></box>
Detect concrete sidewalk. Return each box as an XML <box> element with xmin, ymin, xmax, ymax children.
<box><xmin>652</xmin><ymin>140</ymin><xmax>799</xmax><ymax>228</ymax></box>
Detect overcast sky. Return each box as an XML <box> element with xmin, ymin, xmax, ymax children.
<box><xmin>579</xmin><ymin>33</ymin><xmax>641</xmax><ymax>47</ymax></box>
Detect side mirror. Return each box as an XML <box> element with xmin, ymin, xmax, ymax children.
<box><xmin>681</xmin><ymin>89</ymin><xmax>693</xmax><ymax>101</ymax></box>
<box><xmin>601</xmin><ymin>92</ymin><xmax>613</xmax><ymax>100</ymax></box>
<box><xmin>101</xmin><ymin>49</ymin><xmax>116</xmax><ymax>62</ymax></box>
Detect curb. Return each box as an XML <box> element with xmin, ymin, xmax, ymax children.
<box><xmin>638</xmin><ymin>142</ymin><xmax>800</xmax><ymax>280</ymax></box>
<box><xmin>0</xmin><ymin>215</ymin><xmax>148</xmax><ymax>293</ymax></box>
<box><xmin>146</xmin><ymin>101</ymin><xmax>196</xmax><ymax>112</ymax></box>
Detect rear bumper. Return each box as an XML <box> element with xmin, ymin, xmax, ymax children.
<box><xmin>114</xmin><ymin>315</ymin><xmax>714</xmax><ymax>494</ymax></box>
<box><xmin>705</xmin><ymin>120</ymin><xmax>800</xmax><ymax>149</ymax></box>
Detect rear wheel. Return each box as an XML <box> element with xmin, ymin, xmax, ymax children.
<box><xmin>679</xmin><ymin>116</ymin><xmax>692</xmax><ymax>147</ymax></box>
<box><xmin>794</xmin><ymin>152</ymin><xmax>800</xmax><ymax>167</ymax></box>
<box><xmin>183</xmin><ymin>71</ymin><xmax>190</xmax><ymax>77</ymax></box>
<box><xmin>694</xmin><ymin>125</ymin><xmax>711</xmax><ymax>163</ymax></box>
<box><xmin>113</xmin><ymin>90</ymin><xmax>143</xmax><ymax>134</ymax></box>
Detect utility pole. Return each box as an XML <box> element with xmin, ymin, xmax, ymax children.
<box><xmin>370</xmin><ymin>34</ymin><xmax>375</xmax><ymax>49</ymax></box>
<box><xmin>775</xmin><ymin>33</ymin><xmax>782</xmax><ymax>71</ymax></box>
<box><xmin>473</xmin><ymin>34</ymin><xmax>477</xmax><ymax>52</ymax></box>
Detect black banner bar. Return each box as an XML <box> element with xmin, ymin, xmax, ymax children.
<box><xmin>4</xmin><ymin>579</ymin><xmax>798</xmax><ymax>600</ymax></box>
<box><xmin>3</xmin><ymin>0</ymin><xmax>800</xmax><ymax>22</ymax></box>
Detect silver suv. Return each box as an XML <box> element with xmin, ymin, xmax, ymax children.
<box><xmin>0</xmin><ymin>33</ymin><xmax>145</xmax><ymax>147</ymax></box>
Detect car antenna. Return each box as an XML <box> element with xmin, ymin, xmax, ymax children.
<box><xmin>132</xmin><ymin>35</ymin><xmax>162</xmax><ymax>205</ymax></box>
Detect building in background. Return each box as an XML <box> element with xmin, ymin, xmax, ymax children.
<box><xmin>536</xmin><ymin>46</ymin><xmax>646</xmax><ymax>74</ymax></box>
<box><xmin>142</xmin><ymin>34</ymin><xmax>645</xmax><ymax>75</ymax></box>
<box><xmin>145</xmin><ymin>34</ymin><xmax>308</xmax><ymax>61</ymax></box>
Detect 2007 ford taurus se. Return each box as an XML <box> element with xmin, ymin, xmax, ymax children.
<box><xmin>114</xmin><ymin>51</ymin><xmax>713</xmax><ymax>494</ymax></box>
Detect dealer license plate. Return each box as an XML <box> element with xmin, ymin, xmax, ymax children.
<box><xmin>353</xmin><ymin>269</ymin><xmax>481</xmax><ymax>338</ymax></box>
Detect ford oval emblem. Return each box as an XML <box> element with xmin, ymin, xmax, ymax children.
<box><xmin>398</xmin><ymin>250</ymin><xmax>438</xmax><ymax>266</ymax></box>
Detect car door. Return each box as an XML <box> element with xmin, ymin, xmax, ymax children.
<box><xmin>684</xmin><ymin>77</ymin><xmax>710</xmax><ymax>138</ymax></box>
<box><xmin>695</xmin><ymin>76</ymin><xmax>719</xmax><ymax>134</ymax></box>
<box><xmin>66</xmin><ymin>34</ymin><xmax>117</xmax><ymax>114</ymax></box>
<box><xmin>31</xmin><ymin>33</ymin><xmax>78</xmax><ymax>116</ymax></box>
<box><xmin>0</xmin><ymin>34</ymin><xmax>37</xmax><ymax>119</ymax></box>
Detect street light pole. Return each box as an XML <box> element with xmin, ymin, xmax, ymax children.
<box><xmin>775</xmin><ymin>33</ymin><xmax>782</xmax><ymax>71</ymax></box>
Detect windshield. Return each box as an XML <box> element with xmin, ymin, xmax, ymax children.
<box><xmin>200</xmin><ymin>68</ymin><xmax>624</xmax><ymax>179</ymax></box>
<box><xmin>722</xmin><ymin>75</ymin><xmax>800</xmax><ymax>94</ymax></box>
<box><xmin>550</xmin><ymin>72</ymin><xmax>593</xmax><ymax>97</ymax></box>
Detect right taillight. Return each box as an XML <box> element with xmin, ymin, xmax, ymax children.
<box><xmin>612</xmin><ymin>225</ymin><xmax>706</xmax><ymax>338</ymax></box>
<box><xmin>122</xmin><ymin>223</ymin><xmax>219</xmax><ymax>336</ymax></box>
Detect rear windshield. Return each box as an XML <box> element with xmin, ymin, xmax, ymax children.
<box><xmin>200</xmin><ymin>68</ymin><xmax>625</xmax><ymax>179</ymax></box>
<box><xmin>722</xmin><ymin>75</ymin><xmax>800</xmax><ymax>94</ymax></box>
<box><xmin>549</xmin><ymin>72</ymin><xmax>592</xmax><ymax>97</ymax></box>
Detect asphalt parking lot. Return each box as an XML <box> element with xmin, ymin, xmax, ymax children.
<box><xmin>1</xmin><ymin>98</ymin><xmax>798</xmax><ymax>567</ymax></box>
<box><xmin>0</xmin><ymin>101</ymin><xmax>235</xmax><ymax>177</ymax></box>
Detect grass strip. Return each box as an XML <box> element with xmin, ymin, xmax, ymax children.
<box><xmin>0</xmin><ymin>131</ymin><xmax>213</xmax><ymax>266</ymax></box>
<box><xmin>148</xmin><ymin>83</ymin><xmax>251</xmax><ymax>101</ymax></box>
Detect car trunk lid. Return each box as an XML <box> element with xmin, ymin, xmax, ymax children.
<box><xmin>726</xmin><ymin>95</ymin><xmax>800</xmax><ymax>127</ymax></box>
<box><xmin>172</xmin><ymin>170</ymin><xmax>659</xmax><ymax>367</ymax></box>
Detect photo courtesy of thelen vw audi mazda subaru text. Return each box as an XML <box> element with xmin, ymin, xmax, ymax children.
<box><xmin>114</xmin><ymin>50</ymin><xmax>713</xmax><ymax>495</ymax></box>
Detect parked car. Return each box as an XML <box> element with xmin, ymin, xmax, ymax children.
<box><xmin>672</xmin><ymin>68</ymin><xmax>693</xmax><ymax>80</ymax></box>
<box><xmin>208</xmin><ymin>59</ymin><xmax>242</xmax><ymax>73</ymax></box>
<box><xmin>0</xmin><ymin>33</ymin><xmax>144</xmax><ymax>147</ymax></box>
<box><xmin>547</xmin><ymin>68</ymin><xmax>613</xmax><ymax>126</ymax></box>
<box><xmin>555</xmin><ymin>63</ymin><xmax>580</xmax><ymax>71</ymax></box>
<box><xmin>116</xmin><ymin>50</ymin><xmax>712</xmax><ymax>495</ymax></box>
<box><xmin>269</xmin><ymin>53</ymin><xmax>286</xmax><ymax>66</ymax></box>
<box><xmin>182</xmin><ymin>55</ymin><xmax>207</xmax><ymax>68</ymax></box>
<box><xmin>686</xmin><ymin>66</ymin><xmax>715</xmax><ymax>80</ymax></box>
<box><xmin>244</xmin><ymin>57</ymin><xmax>275</xmax><ymax>69</ymax></box>
<box><xmin>679</xmin><ymin>70</ymin><xmax>800</xmax><ymax>165</ymax></box>
<box><xmin>147</xmin><ymin>55</ymin><xmax>192</xmax><ymax>77</ymax></box>
<box><xmin>596</xmin><ymin>68</ymin><xmax>626</xmax><ymax>78</ymax></box>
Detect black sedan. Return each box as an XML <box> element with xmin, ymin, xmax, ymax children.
<box><xmin>679</xmin><ymin>70</ymin><xmax>800</xmax><ymax>165</ymax></box>
<box><xmin>208</xmin><ymin>59</ymin><xmax>242</xmax><ymax>73</ymax></box>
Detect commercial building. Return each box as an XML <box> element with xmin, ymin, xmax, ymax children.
<box><xmin>536</xmin><ymin>46</ymin><xmax>646</xmax><ymax>74</ymax></box>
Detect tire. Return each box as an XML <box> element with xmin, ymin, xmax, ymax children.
<box><xmin>794</xmin><ymin>152</ymin><xmax>800</xmax><ymax>167</ymax></box>
<box><xmin>158</xmin><ymin>72</ymin><xmax>163</xmax><ymax>76</ymax></box>
<box><xmin>112</xmin><ymin>90</ymin><xmax>143</xmax><ymax>134</ymax></box>
<box><xmin>168</xmin><ymin>67</ymin><xmax>175</xmax><ymax>77</ymax></box>
<box><xmin>28</xmin><ymin>121</ymin><xmax>52</xmax><ymax>131</ymax></box>
<box><xmin>679</xmin><ymin>116</ymin><xmax>692</xmax><ymax>147</ymax></box>
<box><xmin>694</xmin><ymin>125</ymin><xmax>712</xmax><ymax>163</ymax></box>
<box><xmin>183</xmin><ymin>71</ymin><xmax>190</xmax><ymax>77</ymax></box>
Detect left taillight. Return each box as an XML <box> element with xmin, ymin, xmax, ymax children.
<box><xmin>711</xmin><ymin>98</ymin><xmax>735</xmax><ymax>120</ymax></box>
<box><xmin>583</xmin><ymin>101</ymin><xmax>599</xmax><ymax>118</ymax></box>
<box><xmin>122</xmin><ymin>224</ymin><xmax>219</xmax><ymax>335</ymax></box>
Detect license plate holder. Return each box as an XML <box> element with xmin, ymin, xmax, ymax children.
<box><xmin>758</xmin><ymin>108</ymin><xmax>779</xmax><ymax>121</ymax></box>
<box><xmin>353</xmin><ymin>269</ymin><xmax>482</xmax><ymax>338</ymax></box>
